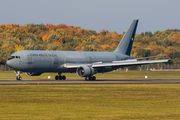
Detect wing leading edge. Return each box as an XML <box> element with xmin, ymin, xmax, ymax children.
<box><xmin>63</xmin><ymin>59</ymin><xmax>170</xmax><ymax>69</ymax></box>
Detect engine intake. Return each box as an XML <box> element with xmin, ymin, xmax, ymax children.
<box><xmin>25</xmin><ymin>72</ymin><xmax>42</xmax><ymax>76</ymax></box>
<box><xmin>76</xmin><ymin>66</ymin><xmax>96</xmax><ymax>77</ymax></box>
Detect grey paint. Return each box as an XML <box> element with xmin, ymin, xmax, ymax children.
<box><xmin>7</xmin><ymin>50</ymin><xmax>132</xmax><ymax>73</ymax></box>
<box><xmin>114</xmin><ymin>20</ymin><xmax>138</xmax><ymax>55</ymax></box>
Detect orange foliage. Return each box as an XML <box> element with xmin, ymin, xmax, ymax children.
<box><xmin>46</xmin><ymin>24</ymin><xmax>54</xmax><ymax>29</ymax></box>
<box><xmin>1</xmin><ymin>22</ymin><xmax>180</xmax><ymax>64</ymax></box>
<box><xmin>91</xmin><ymin>44</ymin><xmax>95</xmax><ymax>49</ymax></box>
<box><xmin>90</xmin><ymin>35</ymin><xmax>96</xmax><ymax>40</ymax></box>
<box><xmin>5</xmin><ymin>33</ymin><xmax>13</xmax><ymax>38</ymax></box>
<box><xmin>68</xmin><ymin>26</ymin><xmax>74</xmax><ymax>30</ymax></box>
<box><xmin>112</xmin><ymin>43</ymin><xmax>117</xmax><ymax>48</ymax></box>
<box><xmin>99</xmin><ymin>29</ymin><xmax>109</xmax><ymax>35</ymax></box>
<box><xmin>42</xmin><ymin>33</ymin><xmax>50</xmax><ymax>42</ymax></box>
<box><xmin>2</xmin><ymin>43</ymin><xmax>15</xmax><ymax>53</ymax></box>
<box><xmin>133</xmin><ymin>42</ymin><xmax>145</xmax><ymax>47</ymax></box>
<box><xmin>76</xmin><ymin>27</ymin><xmax>81</xmax><ymax>29</ymax></box>
<box><xmin>76</xmin><ymin>45</ymin><xmax>83</xmax><ymax>51</ymax></box>
<box><xmin>172</xmin><ymin>34</ymin><xmax>180</xmax><ymax>39</ymax></box>
<box><xmin>101</xmin><ymin>44</ymin><xmax>110</xmax><ymax>49</ymax></box>
<box><xmin>109</xmin><ymin>31</ymin><xmax>119</xmax><ymax>38</ymax></box>
<box><xmin>2</xmin><ymin>44</ymin><xmax>8</xmax><ymax>49</ymax></box>
<box><xmin>165</xmin><ymin>46</ymin><xmax>177</xmax><ymax>55</ymax></box>
<box><xmin>54</xmin><ymin>38</ymin><xmax>64</xmax><ymax>45</ymax></box>
<box><xmin>5</xmin><ymin>24</ymin><xmax>12</xmax><ymax>29</ymax></box>
<box><xmin>56</xmin><ymin>24</ymin><xmax>68</xmax><ymax>29</ymax></box>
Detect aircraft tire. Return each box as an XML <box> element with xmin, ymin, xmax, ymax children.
<box><xmin>55</xmin><ymin>75</ymin><xmax>59</xmax><ymax>80</ymax></box>
<box><xmin>89</xmin><ymin>77</ymin><xmax>92</xmax><ymax>81</ymax></box>
<box><xmin>88</xmin><ymin>76</ymin><xmax>96</xmax><ymax>81</ymax></box>
<box><xmin>62</xmin><ymin>75</ymin><xmax>66</xmax><ymax>80</ymax></box>
<box><xmin>16</xmin><ymin>76</ymin><xmax>21</xmax><ymax>80</ymax></box>
<box><xmin>92</xmin><ymin>76</ymin><xmax>96</xmax><ymax>80</ymax></box>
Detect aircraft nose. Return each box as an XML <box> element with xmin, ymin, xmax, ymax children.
<box><xmin>6</xmin><ymin>60</ymin><xmax>11</xmax><ymax>67</ymax></box>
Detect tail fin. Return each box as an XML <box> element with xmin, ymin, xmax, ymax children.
<box><xmin>114</xmin><ymin>20</ymin><xmax>138</xmax><ymax>55</ymax></box>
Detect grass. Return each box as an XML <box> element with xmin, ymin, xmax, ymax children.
<box><xmin>0</xmin><ymin>84</ymin><xmax>180</xmax><ymax>119</ymax></box>
<box><xmin>0</xmin><ymin>70</ymin><xmax>180</xmax><ymax>80</ymax></box>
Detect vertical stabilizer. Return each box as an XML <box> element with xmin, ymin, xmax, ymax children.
<box><xmin>114</xmin><ymin>20</ymin><xmax>138</xmax><ymax>55</ymax></box>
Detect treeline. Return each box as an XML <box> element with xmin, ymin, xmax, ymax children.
<box><xmin>0</xmin><ymin>23</ymin><xmax>180</xmax><ymax>64</ymax></box>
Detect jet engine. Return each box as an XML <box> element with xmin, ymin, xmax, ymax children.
<box><xmin>25</xmin><ymin>72</ymin><xmax>42</xmax><ymax>76</ymax></box>
<box><xmin>76</xmin><ymin>66</ymin><xmax>97</xmax><ymax>77</ymax></box>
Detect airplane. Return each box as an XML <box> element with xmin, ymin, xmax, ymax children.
<box><xmin>6</xmin><ymin>20</ymin><xmax>169</xmax><ymax>80</ymax></box>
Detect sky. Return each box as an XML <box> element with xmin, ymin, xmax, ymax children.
<box><xmin>0</xmin><ymin>0</ymin><xmax>180</xmax><ymax>34</ymax></box>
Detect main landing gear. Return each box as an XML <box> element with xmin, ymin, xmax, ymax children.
<box><xmin>55</xmin><ymin>73</ymin><xmax>66</xmax><ymax>80</ymax></box>
<box><xmin>15</xmin><ymin>71</ymin><xmax>22</xmax><ymax>80</ymax></box>
<box><xmin>85</xmin><ymin>76</ymin><xmax>96</xmax><ymax>81</ymax></box>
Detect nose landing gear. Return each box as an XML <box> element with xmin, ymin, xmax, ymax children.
<box><xmin>16</xmin><ymin>76</ymin><xmax>22</xmax><ymax>80</ymax></box>
<box><xmin>15</xmin><ymin>71</ymin><xmax>22</xmax><ymax>80</ymax></box>
<box><xmin>55</xmin><ymin>73</ymin><xmax>66</xmax><ymax>80</ymax></box>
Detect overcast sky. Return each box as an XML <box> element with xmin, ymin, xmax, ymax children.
<box><xmin>0</xmin><ymin>0</ymin><xmax>180</xmax><ymax>34</ymax></box>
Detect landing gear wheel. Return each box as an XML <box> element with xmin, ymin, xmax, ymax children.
<box><xmin>16</xmin><ymin>76</ymin><xmax>22</xmax><ymax>80</ymax></box>
<box><xmin>88</xmin><ymin>76</ymin><xmax>96</xmax><ymax>81</ymax></box>
<box><xmin>55</xmin><ymin>73</ymin><xmax>66</xmax><ymax>80</ymax></box>
<box><xmin>62</xmin><ymin>75</ymin><xmax>66</xmax><ymax>80</ymax></box>
<box><xmin>55</xmin><ymin>75</ymin><xmax>59</xmax><ymax>80</ymax></box>
<box><xmin>15</xmin><ymin>71</ymin><xmax>22</xmax><ymax>80</ymax></box>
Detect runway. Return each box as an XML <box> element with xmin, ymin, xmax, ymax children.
<box><xmin>1</xmin><ymin>79</ymin><xmax>180</xmax><ymax>85</ymax></box>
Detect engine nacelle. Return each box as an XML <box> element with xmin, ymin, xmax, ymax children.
<box><xmin>25</xmin><ymin>72</ymin><xmax>42</xmax><ymax>76</ymax></box>
<box><xmin>76</xmin><ymin>66</ymin><xmax>96</xmax><ymax>77</ymax></box>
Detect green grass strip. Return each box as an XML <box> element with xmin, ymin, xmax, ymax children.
<box><xmin>0</xmin><ymin>70</ymin><xmax>180</xmax><ymax>79</ymax></box>
<box><xmin>0</xmin><ymin>84</ymin><xmax>180</xmax><ymax>119</ymax></box>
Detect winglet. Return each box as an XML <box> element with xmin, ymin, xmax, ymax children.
<box><xmin>114</xmin><ymin>20</ymin><xmax>138</xmax><ymax>55</ymax></box>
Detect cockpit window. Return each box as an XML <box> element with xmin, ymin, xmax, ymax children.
<box><xmin>8</xmin><ymin>56</ymin><xmax>15</xmax><ymax>60</ymax></box>
<box><xmin>16</xmin><ymin>56</ymin><xmax>21</xmax><ymax>59</ymax></box>
<box><xmin>8</xmin><ymin>56</ymin><xmax>21</xmax><ymax>60</ymax></box>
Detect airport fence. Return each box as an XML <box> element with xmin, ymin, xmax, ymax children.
<box><xmin>123</xmin><ymin>64</ymin><xmax>180</xmax><ymax>71</ymax></box>
<box><xmin>0</xmin><ymin>64</ymin><xmax>13</xmax><ymax>71</ymax></box>
<box><xmin>143</xmin><ymin>64</ymin><xmax>180</xmax><ymax>70</ymax></box>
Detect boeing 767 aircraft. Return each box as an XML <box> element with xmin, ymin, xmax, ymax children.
<box><xmin>6</xmin><ymin>20</ymin><xmax>169</xmax><ymax>80</ymax></box>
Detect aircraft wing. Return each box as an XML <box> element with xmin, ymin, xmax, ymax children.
<box><xmin>63</xmin><ymin>59</ymin><xmax>170</xmax><ymax>68</ymax></box>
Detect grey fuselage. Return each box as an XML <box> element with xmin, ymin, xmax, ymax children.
<box><xmin>7</xmin><ymin>50</ymin><xmax>133</xmax><ymax>73</ymax></box>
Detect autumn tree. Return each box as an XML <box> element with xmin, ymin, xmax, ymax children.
<box><xmin>1</xmin><ymin>23</ymin><xmax>180</xmax><ymax>64</ymax></box>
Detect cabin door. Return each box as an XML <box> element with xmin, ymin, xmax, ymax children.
<box><xmin>27</xmin><ymin>54</ymin><xmax>32</xmax><ymax>64</ymax></box>
<box><xmin>53</xmin><ymin>55</ymin><xmax>59</xmax><ymax>64</ymax></box>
